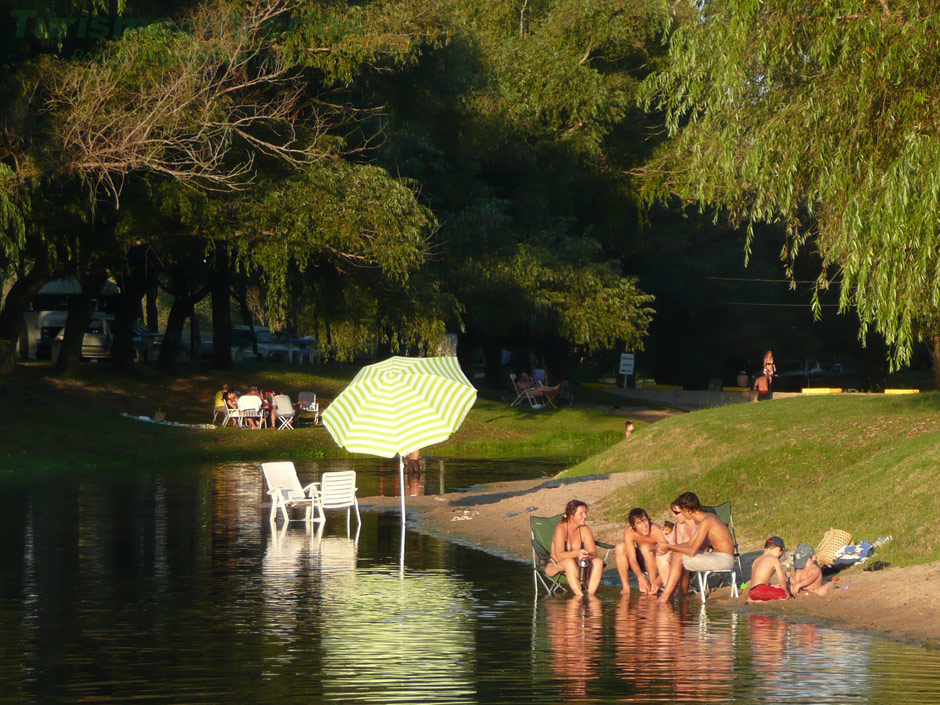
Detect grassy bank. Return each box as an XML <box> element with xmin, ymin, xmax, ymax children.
<box><xmin>566</xmin><ymin>393</ymin><xmax>940</xmax><ymax>567</ymax></box>
<box><xmin>0</xmin><ymin>362</ymin><xmax>627</xmax><ymax>473</ymax></box>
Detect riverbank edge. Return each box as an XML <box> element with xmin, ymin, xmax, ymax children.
<box><xmin>360</xmin><ymin>476</ymin><xmax>940</xmax><ymax>651</ymax></box>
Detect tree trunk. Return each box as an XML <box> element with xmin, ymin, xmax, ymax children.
<box><xmin>112</xmin><ymin>249</ymin><xmax>150</xmax><ymax>371</ymax></box>
<box><xmin>932</xmin><ymin>334</ymin><xmax>940</xmax><ymax>391</ymax></box>
<box><xmin>160</xmin><ymin>294</ymin><xmax>190</xmax><ymax>371</ymax></box>
<box><xmin>55</xmin><ymin>271</ymin><xmax>109</xmax><ymax>375</ymax></box>
<box><xmin>145</xmin><ymin>265</ymin><xmax>159</xmax><ymax>331</ymax></box>
<box><xmin>210</xmin><ymin>241</ymin><xmax>232</xmax><ymax>370</ymax></box>
<box><xmin>235</xmin><ymin>287</ymin><xmax>258</xmax><ymax>358</ymax></box>
<box><xmin>0</xmin><ymin>255</ymin><xmax>49</xmax><ymax>374</ymax></box>
<box><xmin>189</xmin><ymin>303</ymin><xmax>202</xmax><ymax>361</ymax></box>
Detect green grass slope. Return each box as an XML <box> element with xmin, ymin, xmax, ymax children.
<box><xmin>567</xmin><ymin>394</ymin><xmax>940</xmax><ymax>566</ymax></box>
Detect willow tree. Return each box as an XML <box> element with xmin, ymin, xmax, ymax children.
<box><xmin>640</xmin><ymin>0</ymin><xmax>940</xmax><ymax>383</ymax></box>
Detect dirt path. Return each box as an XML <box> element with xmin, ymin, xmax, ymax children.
<box><xmin>361</xmin><ymin>474</ymin><xmax>940</xmax><ymax>649</ymax></box>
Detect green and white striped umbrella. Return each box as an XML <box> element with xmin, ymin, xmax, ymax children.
<box><xmin>322</xmin><ymin>356</ymin><xmax>477</xmax><ymax>526</ymax></box>
<box><xmin>322</xmin><ymin>356</ymin><xmax>477</xmax><ymax>458</ymax></box>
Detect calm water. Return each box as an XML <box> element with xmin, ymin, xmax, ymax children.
<box><xmin>0</xmin><ymin>460</ymin><xmax>938</xmax><ymax>704</ymax></box>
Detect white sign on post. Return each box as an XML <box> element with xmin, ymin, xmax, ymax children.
<box><xmin>619</xmin><ymin>353</ymin><xmax>635</xmax><ymax>376</ymax></box>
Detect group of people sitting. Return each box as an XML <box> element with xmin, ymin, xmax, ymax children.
<box><xmin>214</xmin><ymin>383</ymin><xmax>281</xmax><ymax>429</ymax></box>
<box><xmin>547</xmin><ymin>491</ymin><xmax>832</xmax><ymax>602</ymax></box>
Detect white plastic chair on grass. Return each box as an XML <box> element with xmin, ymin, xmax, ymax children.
<box><xmin>273</xmin><ymin>394</ymin><xmax>296</xmax><ymax>430</ymax></box>
<box><xmin>262</xmin><ymin>462</ymin><xmax>319</xmax><ymax>524</ymax></box>
<box><xmin>314</xmin><ymin>471</ymin><xmax>361</xmax><ymax>534</ymax></box>
<box><xmin>297</xmin><ymin>391</ymin><xmax>320</xmax><ymax>425</ymax></box>
<box><xmin>238</xmin><ymin>395</ymin><xmax>266</xmax><ymax>428</ymax></box>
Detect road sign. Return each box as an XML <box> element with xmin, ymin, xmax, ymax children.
<box><xmin>619</xmin><ymin>353</ymin><xmax>635</xmax><ymax>376</ymax></box>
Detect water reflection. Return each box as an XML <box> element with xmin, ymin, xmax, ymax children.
<box><xmin>319</xmin><ymin>568</ymin><xmax>475</xmax><ymax>704</ymax></box>
<box><xmin>0</xmin><ymin>461</ymin><xmax>939</xmax><ymax>704</ymax></box>
<box><xmin>545</xmin><ymin>596</ymin><xmax>604</xmax><ymax>696</ymax></box>
<box><xmin>748</xmin><ymin>614</ymin><xmax>872</xmax><ymax>703</ymax></box>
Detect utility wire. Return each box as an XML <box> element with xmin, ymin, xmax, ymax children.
<box><xmin>706</xmin><ymin>276</ymin><xmax>827</xmax><ymax>284</ymax></box>
<box><xmin>725</xmin><ymin>301</ymin><xmax>840</xmax><ymax>308</ymax></box>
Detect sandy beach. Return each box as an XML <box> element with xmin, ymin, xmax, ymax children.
<box><xmin>361</xmin><ymin>472</ymin><xmax>940</xmax><ymax>649</ymax></box>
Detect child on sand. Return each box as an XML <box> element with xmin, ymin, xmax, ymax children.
<box><xmin>789</xmin><ymin>544</ymin><xmax>837</xmax><ymax>597</ymax></box>
<box><xmin>747</xmin><ymin>536</ymin><xmax>790</xmax><ymax>602</ymax></box>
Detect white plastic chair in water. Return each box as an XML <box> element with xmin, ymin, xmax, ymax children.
<box><xmin>314</xmin><ymin>471</ymin><xmax>361</xmax><ymax>533</ymax></box>
<box><xmin>262</xmin><ymin>461</ymin><xmax>318</xmax><ymax>524</ymax></box>
<box><xmin>273</xmin><ymin>394</ymin><xmax>296</xmax><ymax>430</ymax></box>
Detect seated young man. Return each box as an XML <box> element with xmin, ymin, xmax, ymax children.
<box><xmin>656</xmin><ymin>491</ymin><xmax>736</xmax><ymax>602</ymax></box>
<box><xmin>747</xmin><ymin>536</ymin><xmax>790</xmax><ymax>602</ymax></box>
<box><xmin>614</xmin><ymin>508</ymin><xmax>669</xmax><ymax>596</ymax></box>
<box><xmin>789</xmin><ymin>544</ymin><xmax>836</xmax><ymax>597</ymax></box>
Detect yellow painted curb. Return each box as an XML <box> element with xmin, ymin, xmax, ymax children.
<box><xmin>884</xmin><ymin>388</ymin><xmax>919</xmax><ymax>395</ymax></box>
<box><xmin>801</xmin><ymin>388</ymin><xmax>842</xmax><ymax>395</ymax></box>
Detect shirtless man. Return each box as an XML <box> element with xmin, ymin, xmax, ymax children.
<box><xmin>614</xmin><ymin>508</ymin><xmax>668</xmax><ymax>595</ymax></box>
<box><xmin>656</xmin><ymin>492</ymin><xmax>735</xmax><ymax>602</ymax></box>
<box><xmin>789</xmin><ymin>544</ymin><xmax>836</xmax><ymax>597</ymax></box>
<box><xmin>747</xmin><ymin>536</ymin><xmax>790</xmax><ymax>602</ymax></box>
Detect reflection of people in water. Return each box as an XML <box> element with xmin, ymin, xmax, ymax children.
<box><xmin>613</xmin><ymin>597</ymin><xmax>679</xmax><ymax>697</ymax></box>
<box><xmin>546</xmin><ymin>596</ymin><xmax>603</xmax><ymax>697</ymax></box>
<box><xmin>750</xmin><ymin>614</ymin><xmax>788</xmax><ymax>691</ymax></box>
<box><xmin>404</xmin><ymin>449</ymin><xmax>426</xmax><ymax>496</ymax></box>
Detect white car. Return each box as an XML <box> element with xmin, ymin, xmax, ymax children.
<box><xmin>230</xmin><ymin>326</ymin><xmax>290</xmax><ymax>362</ymax></box>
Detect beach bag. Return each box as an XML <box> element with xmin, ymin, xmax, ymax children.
<box><xmin>815</xmin><ymin>528</ymin><xmax>852</xmax><ymax>567</ymax></box>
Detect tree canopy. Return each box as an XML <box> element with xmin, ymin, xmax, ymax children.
<box><xmin>640</xmin><ymin>0</ymin><xmax>940</xmax><ymax>370</ymax></box>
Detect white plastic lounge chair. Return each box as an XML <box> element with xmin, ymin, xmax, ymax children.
<box><xmin>237</xmin><ymin>395</ymin><xmax>266</xmax><ymax>428</ymax></box>
<box><xmin>262</xmin><ymin>461</ymin><xmax>318</xmax><ymax>524</ymax></box>
<box><xmin>314</xmin><ymin>470</ymin><xmax>361</xmax><ymax>533</ymax></box>
<box><xmin>297</xmin><ymin>391</ymin><xmax>320</xmax><ymax>425</ymax></box>
<box><xmin>273</xmin><ymin>394</ymin><xmax>296</xmax><ymax>430</ymax></box>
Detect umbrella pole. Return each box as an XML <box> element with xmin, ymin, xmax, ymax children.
<box><xmin>399</xmin><ymin>453</ymin><xmax>406</xmax><ymax>577</ymax></box>
<box><xmin>399</xmin><ymin>454</ymin><xmax>406</xmax><ymax>522</ymax></box>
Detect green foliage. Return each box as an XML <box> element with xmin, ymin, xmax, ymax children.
<box><xmin>469</xmin><ymin>239</ymin><xmax>655</xmax><ymax>352</ymax></box>
<box><xmin>640</xmin><ymin>0</ymin><xmax>940</xmax><ymax>368</ymax></box>
<box><xmin>0</xmin><ymin>165</ymin><xmax>28</xmax><ymax>265</ymax></box>
<box><xmin>279</xmin><ymin>0</ymin><xmax>452</xmax><ymax>85</ymax></box>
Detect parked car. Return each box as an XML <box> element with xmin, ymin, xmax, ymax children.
<box><xmin>202</xmin><ymin>326</ymin><xmax>291</xmax><ymax>362</ymax></box>
<box><xmin>773</xmin><ymin>359</ymin><xmax>823</xmax><ymax>390</ymax></box>
<box><xmin>51</xmin><ymin>318</ymin><xmax>162</xmax><ymax>360</ymax></box>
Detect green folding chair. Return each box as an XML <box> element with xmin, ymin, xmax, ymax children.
<box><xmin>694</xmin><ymin>501</ymin><xmax>743</xmax><ymax>602</ymax></box>
<box><xmin>530</xmin><ymin>514</ymin><xmax>614</xmax><ymax>596</ymax></box>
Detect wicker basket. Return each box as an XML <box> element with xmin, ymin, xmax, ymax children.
<box><xmin>815</xmin><ymin>528</ymin><xmax>852</xmax><ymax>567</ymax></box>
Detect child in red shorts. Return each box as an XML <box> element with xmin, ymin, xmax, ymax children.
<box><xmin>747</xmin><ymin>536</ymin><xmax>790</xmax><ymax>602</ymax></box>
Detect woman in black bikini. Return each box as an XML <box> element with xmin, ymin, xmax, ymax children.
<box><xmin>546</xmin><ymin>499</ymin><xmax>605</xmax><ymax>597</ymax></box>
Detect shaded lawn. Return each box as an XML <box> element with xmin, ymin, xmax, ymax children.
<box><xmin>1</xmin><ymin>362</ymin><xmax>628</xmax><ymax>473</ymax></box>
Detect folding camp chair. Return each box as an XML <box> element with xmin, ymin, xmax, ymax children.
<box><xmin>510</xmin><ymin>374</ymin><xmax>545</xmax><ymax>409</ymax></box>
<box><xmin>530</xmin><ymin>514</ymin><xmax>614</xmax><ymax>596</ymax></box>
<box><xmin>693</xmin><ymin>501</ymin><xmax>743</xmax><ymax>603</ymax></box>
